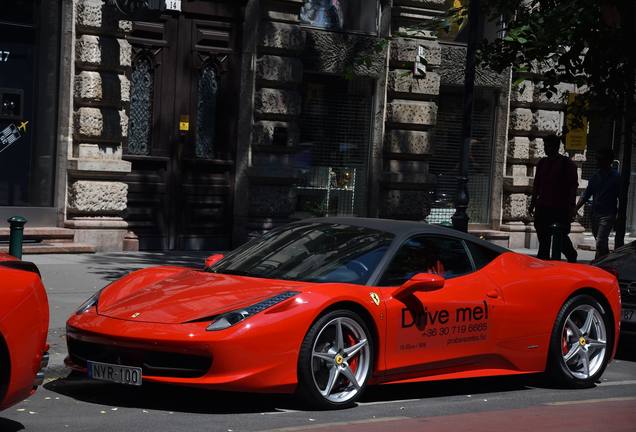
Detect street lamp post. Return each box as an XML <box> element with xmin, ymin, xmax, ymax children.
<box><xmin>452</xmin><ymin>0</ymin><xmax>481</xmax><ymax>232</ymax></box>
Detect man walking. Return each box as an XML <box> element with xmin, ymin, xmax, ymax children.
<box><xmin>529</xmin><ymin>135</ymin><xmax>579</xmax><ymax>262</ymax></box>
<box><xmin>575</xmin><ymin>147</ymin><xmax>620</xmax><ymax>259</ymax></box>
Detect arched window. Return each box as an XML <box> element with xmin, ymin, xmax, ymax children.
<box><xmin>128</xmin><ymin>55</ymin><xmax>153</xmax><ymax>155</ymax></box>
<box><xmin>195</xmin><ymin>62</ymin><xmax>219</xmax><ymax>159</ymax></box>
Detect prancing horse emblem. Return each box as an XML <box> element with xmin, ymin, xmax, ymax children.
<box><xmin>370</xmin><ymin>292</ymin><xmax>380</xmax><ymax>306</ymax></box>
<box><xmin>131</xmin><ymin>312</ymin><xmax>141</xmax><ymax>318</ymax></box>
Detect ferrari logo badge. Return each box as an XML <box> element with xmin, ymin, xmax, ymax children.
<box><xmin>579</xmin><ymin>337</ymin><xmax>587</xmax><ymax>346</ymax></box>
<box><xmin>131</xmin><ymin>312</ymin><xmax>141</xmax><ymax>318</ymax></box>
<box><xmin>335</xmin><ymin>354</ymin><xmax>344</xmax><ymax>365</ymax></box>
<box><xmin>370</xmin><ymin>292</ymin><xmax>380</xmax><ymax>306</ymax></box>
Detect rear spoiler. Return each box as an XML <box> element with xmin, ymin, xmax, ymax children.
<box><xmin>0</xmin><ymin>260</ymin><xmax>41</xmax><ymax>278</ymax></box>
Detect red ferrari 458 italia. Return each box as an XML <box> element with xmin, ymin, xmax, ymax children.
<box><xmin>66</xmin><ymin>218</ymin><xmax>620</xmax><ymax>409</ymax></box>
<box><xmin>0</xmin><ymin>253</ymin><xmax>49</xmax><ymax>410</ymax></box>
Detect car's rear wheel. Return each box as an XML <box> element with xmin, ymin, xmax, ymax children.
<box><xmin>297</xmin><ymin>310</ymin><xmax>372</xmax><ymax>409</ymax></box>
<box><xmin>547</xmin><ymin>294</ymin><xmax>611</xmax><ymax>387</ymax></box>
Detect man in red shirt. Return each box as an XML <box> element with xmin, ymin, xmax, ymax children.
<box><xmin>529</xmin><ymin>135</ymin><xmax>579</xmax><ymax>262</ymax></box>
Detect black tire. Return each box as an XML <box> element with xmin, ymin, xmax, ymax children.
<box><xmin>546</xmin><ymin>294</ymin><xmax>612</xmax><ymax>388</ymax></box>
<box><xmin>297</xmin><ymin>310</ymin><xmax>373</xmax><ymax>410</ymax></box>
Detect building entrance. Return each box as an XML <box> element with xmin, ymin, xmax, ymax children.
<box><xmin>124</xmin><ymin>2</ymin><xmax>242</xmax><ymax>250</ymax></box>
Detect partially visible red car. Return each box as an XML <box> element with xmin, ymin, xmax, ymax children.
<box><xmin>0</xmin><ymin>253</ymin><xmax>49</xmax><ymax>410</ymax></box>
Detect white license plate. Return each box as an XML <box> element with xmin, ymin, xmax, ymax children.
<box><xmin>87</xmin><ymin>361</ymin><xmax>142</xmax><ymax>386</ymax></box>
<box><xmin>622</xmin><ymin>308</ymin><xmax>636</xmax><ymax>323</ymax></box>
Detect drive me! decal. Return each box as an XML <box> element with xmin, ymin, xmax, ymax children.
<box><xmin>399</xmin><ymin>301</ymin><xmax>489</xmax><ymax>351</ymax></box>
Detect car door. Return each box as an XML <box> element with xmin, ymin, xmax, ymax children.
<box><xmin>378</xmin><ymin>235</ymin><xmax>504</xmax><ymax>376</ymax></box>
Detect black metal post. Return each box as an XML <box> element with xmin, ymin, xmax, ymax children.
<box><xmin>7</xmin><ymin>216</ymin><xmax>27</xmax><ymax>259</ymax></box>
<box><xmin>452</xmin><ymin>0</ymin><xmax>481</xmax><ymax>232</ymax></box>
<box><xmin>614</xmin><ymin>0</ymin><xmax>635</xmax><ymax>248</ymax></box>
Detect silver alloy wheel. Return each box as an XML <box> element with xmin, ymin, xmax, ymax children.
<box><xmin>310</xmin><ymin>316</ymin><xmax>370</xmax><ymax>403</ymax></box>
<box><xmin>561</xmin><ymin>304</ymin><xmax>607</xmax><ymax>380</ymax></box>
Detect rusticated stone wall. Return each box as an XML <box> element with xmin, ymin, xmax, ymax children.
<box><xmin>239</xmin><ymin>1</ymin><xmax>306</xmax><ymax>241</ymax></box>
<box><xmin>380</xmin><ymin>0</ymin><xmax>445</xmax><ymax>220</ymax></box>
<box><xmin>502</xmin><ymin>77</ymin><xmax>587</xmax><ymax>248</ymax></box>
<box><xmin>66</xmin><ymin>0</ymin><xmax>132</xmax><ymax>251</ymax></box>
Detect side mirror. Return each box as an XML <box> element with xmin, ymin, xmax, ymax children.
<box><xmin>205</xmin><ymin>253</ymin><xmax>224</xmax><ymax>268</ymax></box>
<box><xmin>394</xmin><ymin>273</ymin><xmax>445</xmax><ymax>298</ymax></box>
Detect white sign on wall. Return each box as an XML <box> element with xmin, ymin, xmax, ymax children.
<box><xmin>165</xmin><ymin>0</ymin><xmax>181</xmax><ymax>11</ymax></box>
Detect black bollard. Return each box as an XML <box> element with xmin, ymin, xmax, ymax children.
<box><xmin>7</xmin><ymin>216</ymin><xmax>27</xmax><ymax>259</ymax></box>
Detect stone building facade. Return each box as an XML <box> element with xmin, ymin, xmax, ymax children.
<box><xmin>66</xmin><ymin>0</ymin><xmax>133</xmax><ymax>250</ymax></box>
<box><xmin>1</xmin><ymin>0</ymin><xmax>633</xmax><ymax>252</ymax></box>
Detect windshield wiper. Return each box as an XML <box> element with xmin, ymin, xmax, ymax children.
<box><xmin>209</xmin><ymin>269</ymin><xmax>255</xmax><ymax>277</ymax></box>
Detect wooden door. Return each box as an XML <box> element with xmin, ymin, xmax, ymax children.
<box><xmin>124</xmin><ymin>2</ymin><xmax>241</xmax><ymax>250</ymax></box>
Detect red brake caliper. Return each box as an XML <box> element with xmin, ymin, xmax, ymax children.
<box><xmin>562</xmin><ymin>327</ymin><xmax>570</xmax><ymax>355</ymax></box>
<box><xmin>346</xmin><ymin>333</ymin><xmax>359</xmax><ymax>373</ymax></box>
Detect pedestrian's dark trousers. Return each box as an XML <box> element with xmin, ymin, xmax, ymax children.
<box><xmin>534</xmin><ymin>206</ymin><xmax>577</xmax><ymax>262</ymax></box>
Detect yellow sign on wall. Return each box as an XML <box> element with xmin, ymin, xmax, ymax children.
<box><xmin>179</xmin><ymin>115</ymin><xmax>189</xmax><ymax>132</ymax></box>
<box><xmin>565</xmin><ymin>93</ymin><xmax>588</xmax><ymax>151</ymax></box>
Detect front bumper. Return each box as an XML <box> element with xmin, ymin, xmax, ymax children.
<box><xmin>620</xmin><ymin>303</ymin><xmax>636</xmax><ymax>335</ymax></box>
<box><xmin>65</xmin><ymin>312</ymin><xmax>304</xmax><ymax>393</ymax></box>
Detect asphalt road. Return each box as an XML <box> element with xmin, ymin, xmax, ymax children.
<box><xmin>1</xmin><ymin>252</ymin><xmax>634</xmax><ymax>432</ymax></box>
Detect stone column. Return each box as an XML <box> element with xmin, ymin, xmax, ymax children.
<box><xmin>502</xmin><ymin>78</ymin><xmax>587</xmax><ymax>248</ymax></box>
<box><xmin>65</xmin><ymin>0</ymin><xmax>132</xmax><ymax>251</ymax></box>
<box><xmin>238</xmin><ymin>0</ymin><xmax>305</xmax><ymax>242</ymax></box>
<box><xmin>381</xmin><ymin>0</ymin><xmax>444</xmax><ymax>220</ymax></box>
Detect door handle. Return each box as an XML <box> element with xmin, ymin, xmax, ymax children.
<box><xmin>486</xmin><ymin>290</ymin><xmax>499</xmax><ymax>299</ymax></box>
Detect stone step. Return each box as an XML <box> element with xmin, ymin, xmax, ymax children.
<box><xmin>468</xmin><ymin>229</ymin><xmax>510</xmax><ymax>247</ymax></box>
<box><xmin>578</xmin><ymin>234</ymin><xmax>635</xmax><ymax>251</ymax></box>
<box><xmin>0</xmin><ymin>227</ymin><xmax>75</xmax><ymax>242</ymax></box>
<box><xmin>0</xmin><ymin>242</ymin><xmax>96</xmax><ymax>254</ymax></box>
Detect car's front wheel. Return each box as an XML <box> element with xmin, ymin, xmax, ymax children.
<box><xmin>297</xmin><ymin>310</ymin><xmax>373</xmax><ymax>409</ymax></box>
<box><xmin>547</xmin><ymin>294</ymin><xmax>612</xmax><ymax>387</ymax></box>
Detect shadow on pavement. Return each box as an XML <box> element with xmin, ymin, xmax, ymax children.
<box><xmin>45</xmin><ymin>372</ymin><xmax>537</xmax><ymax>414</ymax></box>
<box><xmin>44</xmin><ymin>374</ymin><xmax>297</xmax><ymax>414</ymax></box>
<box><xmin>361</xmin><ymin>374</ymin><xmax>535</xmax><ymax>403</ymax></box>
<box><xmin>80</xmin><ymin>251</ymin><xmax>211</xmax><ymax>281</ymax></box>
<box><xmin>0</xmin><ymin>417</ymin><xmax>25</xmax><ymax>431</ymax></box>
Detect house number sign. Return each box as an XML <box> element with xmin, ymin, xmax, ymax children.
<box><xmin>165</xmin><ymin>0</ymin><xmax>181</xmax><ymax>11</ymax></box>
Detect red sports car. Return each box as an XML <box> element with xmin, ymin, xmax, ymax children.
<box><xmin>0</xmin><ymin>253</ymin><xmax>49</xmax><ymax>410</ymax></box>
<box><xmin>66</xmin><ymin>218</ymin><xmax>620</xmax><ymax>409</ymax></box>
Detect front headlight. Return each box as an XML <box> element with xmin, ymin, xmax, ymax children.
<box><xmin>75</xmin><ymin>289</ymin><xmax>102</xmax><ymax>315</ymax></box>
<box><xmin>206</xmin><ymin>291</ymin><xmax>299</xmax><ymax>331</ymax></box>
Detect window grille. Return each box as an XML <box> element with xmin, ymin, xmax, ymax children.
<box><xmin>296</xmin><ymin>75</ymin><xmax>374</xmax><ymax>218</ymax></box>
<box><xmin>128</xmin><ymin>55</ymin><xmax>154</xmax><ymax>155</ymax></box>
<box><xmin>195</xmin><ymin>63</ymin><xmax>218</xmax><ymax>159</ymax></box>
<box><xmin>430</xmin><ymin>87</ymin><xmax>496</xmax><ymax>224</ymax></box>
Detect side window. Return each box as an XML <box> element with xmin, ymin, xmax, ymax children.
<box><xmin>378</xmin><ymin>236</ymin><xmax>473</xmax><ymax>286</ymax></box>
<box><xmin>466</xmin><ymin>241</ymin><xmax>501</xmax><ymax>270</ymax></box>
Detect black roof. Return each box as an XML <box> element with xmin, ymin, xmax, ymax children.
<box><xmin>299</xmin><ymin>217</ymin><xmax>509</xmax><ymax>253</ymax></box>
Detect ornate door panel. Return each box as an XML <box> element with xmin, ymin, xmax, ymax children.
<box><xmin>125</xmin><ymin>3</ymin><xmax>241</xmax><ymax>250</ymax></box>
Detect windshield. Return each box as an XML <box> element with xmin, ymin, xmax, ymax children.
<box><xmin>208</xmin><ymin>222</ymin><xmax>394</xmax><ymax>284</ymax></box>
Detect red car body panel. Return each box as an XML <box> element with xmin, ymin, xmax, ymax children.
<box><xmin>65</xmin><ymin>250</ymin><xmax>620</xmax><ymax>394</ymax></box>
<box><xmin>0</xmin><ymin>253</ymin><xmax>49</xmax><ymax>410</ymax></box>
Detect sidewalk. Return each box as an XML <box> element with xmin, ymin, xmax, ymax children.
<box><xmin>25</xmin><ymin>248</ymin><xmax>598</xmax><ymax>381</ymax></box>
